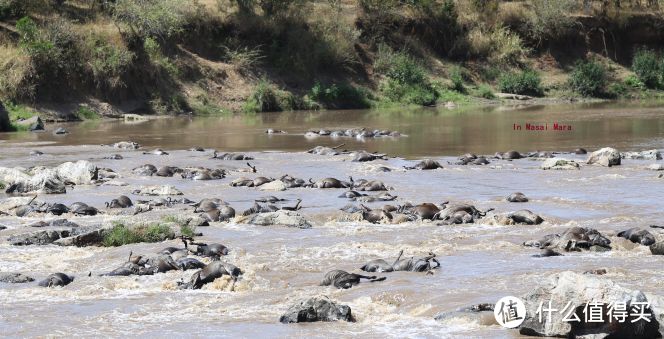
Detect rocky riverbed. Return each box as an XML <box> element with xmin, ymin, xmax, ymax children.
<box><xmin>0</xmin><ymin>140</ymin><xmax>663</xmax><ymax>338</ymax></box>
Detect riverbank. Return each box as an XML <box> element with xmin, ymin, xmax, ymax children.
<box><xmin>2</xmin><ymin>1</ymin><xmax>664</xmax><ymax>124</ymax></box>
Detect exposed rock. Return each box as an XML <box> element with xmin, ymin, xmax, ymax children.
<box><xmin>540</xmin><ymin>158</ymin><xmax>580</xmax><ymax>170</ymax></box>
<box><xmin>8</xmin><ymin>229</ymin><xmax>72</xmax><ymax>245</ymax></box>
<box><xmin>132</xmin><ymin>185</ymin><xmax>183</xmax><ymax>196</ymax></box>
<box><xmin>186</xmin><ymin>216</ymin><xmax>208</xmax><ymax>227</ymax></box>
<box><xmin>495</xmin><ymin>93</ymin><xmax>532</xmax><ymax>100</ymax></box>
<box><xmin>519</xmin><ymin>271</ymin><xmax>660</xmax><ymax>338</ymax></box>
<box><xmin>258</xmin><ymin>180</ymin><xmax>287</xmax><ymax>191</ymax></box>
<box><xmin>112</xmin><ymin>141</ymin><xmax>140</xmax><ymax>149</ymax></box>
<box><xmin>279</xmin><ymin>296</ymin><xmax>354</xmax><ymax>323</ymax></box>
<box><xmin>247</xmin><ymin>210</ymin><xmax>311</xmax><ymax>228</ymax></box>
<box><xmin>14</xmin><ymin>116</ymin><xmax>44</xmax><ymax>131</ymax></box>
<box><xmin>102</xmin><ymin>180</ymin><xmax>129</xmax><ymax>186</ymax></box>
<box><xmin>506</xmin><ymin>192</ymin><xmax>528</xmax><ymax>202</ymax></box>
<box><xmin>0</xmin><ymin>161</ymin><xmax>98</xmax><ymax>194</ymax></box>
<box><xmin>587</xmin><ymin>147</ymin><xmax>621</xmax><ymax>167</ymax></box>
<box><xmin>0</xmin><ymin>101</ymin><xmax>9</xmax><ymax>132</ymax></box>
<box><xmin>621</xmin><ymin>149</ymin><xmax>662</xmax><ymax>160</ymax></box>
<box><xmin>53</xmin><ymin>127</ymin><xmax>68</xmax><ymax>135</ymax></box>
<box><xmin>0</xmin><ymin>272</ymin><xmax>34</xmax><ymax>283</ymax></box>
<box><xmin>647</xmin><ymin>164</ymin><xmax>664</xmax><ymax>171</ymax></box>
<box><xmin>54</xmin><ymin>228</ymin><xmax>105</xmax><ymax>247</ymax></box>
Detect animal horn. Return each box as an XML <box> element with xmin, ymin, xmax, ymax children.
<box><xmin>392</xmin><ymin>249</ymin><xmax>404</xmax><ymax>267</ymax></box>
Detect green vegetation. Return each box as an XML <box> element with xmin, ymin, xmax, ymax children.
<box><xmin>75</xmin><ymin>106</ymin><xmax>99</xmax><ymax>120</ymax></box>
<box><xmin>498</xmin><ymin>70</ymin><xmax>543</xmax><ymax>96</ymax></box>
<box><xmin>102</xmin><ymin>222</ymin><xmax>175</xmax><ymax>247</ymax></box>
<box><xmin>632</xmin><ymin>49</ymin><xmax>662</xmax><ymax>89</ymax></box>
<box><xmin>2</xmin><ymin>1</ymin><xmax>664</xmax><ymax>115</ymax></box>
<box><xmin>569</xmin><ymin>60</ymin><xmax>607</xmax><ymax>97</ymax></box>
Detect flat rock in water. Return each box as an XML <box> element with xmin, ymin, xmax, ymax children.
<box><xmin>540</xmin><ymin>158</ymin><xmax>580</xmax><ymax>170</ymax></box>
<box><xmin>279</xmin><ymin>296</ymin><xmax>354</xmax><ymax>323</ymax></box>
<box><xmin>647</xmin><ymin>164</ymin><xmax>664</xmax><ymax>171</ymax></box>
<box><xmin>586</xmin><ymin>147</ymin><xmax>621</xmax><ymax>167</ymax></box>
<box><xmin>258</xmin><ymin>180</ymin><xmax>287</xmax><ymax>191</ymax></box>
<box><xmin>133</xmin><ymin>185</ymin><xmax>183</xmax><ymax>196</ymax></box>
<box><xmin>14</xmin><ymin>116</ymin><xmax>44</xmax><ymax>131</ymax></box>
<box><xmin>248</xmin><ymin>210</ymin><xmax>311</xmax><ymax>228</ymax></box>
<box><xmin>113</xmin><ymin>141</ymin><xmax>140</xmax><ymax>149</ymax></box>
<box><xmin>54</xmin><ymin>227</ymin><xmax>106</xmax><ymax>247</ymax></box>
<box><xmin>519</xmin><ymin>271</ymin><xmax>661</xmax><ymax>338</ymax></box>
<box><xmin>8</xmin><ymin>229</ymin><xmax>72</xmax><ymax>246</ymax></box>
<box><xmin>621</xmin><ymin>149</ymin><xmax>661</xmax><ymax>160</ymax></box>
<box><xmin>0</xmin><ymin>272</ymin><xmax>35</xmax><ymax>283</ymax></box>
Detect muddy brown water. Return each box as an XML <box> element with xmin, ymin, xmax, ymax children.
<box><xmin>0</xmin><ymin>102</ymin><xmax>663</xmax><ymax>338</ymax></box>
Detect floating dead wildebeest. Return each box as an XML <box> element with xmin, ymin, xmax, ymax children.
<box><xmin>106</xmin><ymin>195</ymin><xmax>133</xmax><ymax>208</ymax></box>
<box><xmin>508</xmin><ymin>209</ymin><xmax>543</xmax><ymax>225</ymax></box>
<box><xmin>178</xmin><ymin>261</ymin><xmax>243</xmax><ymax>290</ymax></box>
<box><xmin>241</xmin><ymin>199</ymin><xmax>301</xmax><ymax>216</ymax></box>
<box><xmin>143</xmin><ymin>148</ymin><xmax>169</xmax><ymax>155</ymax></box>
<box><xmin>617</xmin><ymin>227</ymin><xmax>656</xmax><ymax>246</ymax></box>
<box><xmin>103</xmin><ymin>154</ymin><xmax>123</xmax><ymax>160</ymax></box>
<box><xmin>523</xmin><ymin>226</ymin><xmax>611</xmax><ymax>252</ymax></box>
<box><xmin>351</xmin><ymin>151</ymin><xmax>387</xmax><ymax>162</ymax></box>
<box><xmin>351</xmin><ymin>178</ymin><xmax>389</xmax><ymax>191</ymax></box>
<box><xmin>361</xmin><ymin>250</ymin><xmax>440</xmax><ymax>273</ymax></box>
<box><xmin>265</xmin><ymin>128</ymin><xmax>286</xmax><ymax>134</ymax></box>
<box><xmin>211</xmin><ymin>151</ymin><xmax>254</xmax><ymax>160</ymax></box>
<box><xmin>405</xmin><ymin>159</ymin><xmax>444</xmax><ymax>170</ymax></box>
<box><xmin>102</xmin><ymin>251</ymin><xmax>181</xmax><ymax>276</ymax></box>
<box><xmin>132</xmin><ymin>164</ymin><xmax>157</xmax><ymax>176</ymax></box>
<box><xmin>352</xmin><ymin>192</ymin><xmax>397</xmax><ymax>203</ymax></box>
<box><xmin>308</xmin><ymin>144</ymin><xmax>345</xmax><ymax>156</ymax></box>
<box><xmin>307</xmin><ymin>177</ymin><xmax>352</xmax><ymax>189</ymax></box>
<box><xmin>199</xmin><ymin>205</ymin><xmax>236</xmax><ymax>222</ymax></box>
<box><xmin>456</xmin><ymin>154</ymin><xmax>490</xmax><ymax>165</ymax></box>
<box><xmin>230</xmin><ymin>176</ymin><xmax>273</xmax><ymax>187</ymax></box>
<box><xmin>155</xmin><ymin>166</ymin><xmax>182</xmax><ymax>177</ymax></box>
<box><xmin>320</xmin><ymin>270</ymin><xmax>386</xmax><ymax>289</ymax></box>
<box><xmin>180</xmin><ymin>168</ymin><xmax>225</xmax><ymax>180</ymax></box>
<box><xmin>506</xmin><ymin>192</ymin><xmax>528</xmax><ymax>203</ymax></box>
<box><xmin>38</xmin><ymin>273</ymin><xmax>74</xmax><ymax>287</ymax></box>
<box><xmin>359</xmin><ymin>204</ymin><xmax>393</xmax><ymax>223</ymax></box>
<box><xmin>69</xmin><ymin>202</ymin><xmax>99</xmax><ymax>216</ymax></box>
<box><xmin>280</xmin><ymin>174</ymin><xmax>306</xmax><ymax>188</ymax></box>
<box><xmin>433</xmin><ymin>203</ymin><xmax>494</xmax><ymax>225</ymax></box>
<box><xmin>192</xmin><ymin>198</ymin><xmax>229</xmax><ymax>212</ymax></box>
<box><xmin>494</xmin><ymin>150</ymin><xmax>523</xmax><ymax>160</ymax></box>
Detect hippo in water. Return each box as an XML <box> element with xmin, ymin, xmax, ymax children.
<box><xmin>617</xmin><ymin>227</ymin><xmax>656</xmax><ymax>246</ymax></box>
<box><xmin>179</xmin><ymin>261</ymin><xmax>243</xmax><ymax>289</ymax></box>
<box><xmin>106</xmin><ymin>195</ymin><xmax>133</xmax><ymax>208</ymax></box>
<box><xmin>404</xmin><ymin>159</ymin><xmax>443</xmax><ymax>170</ymax></box>
<box><xmin>319</xmin><ymin>270</ymin><xmax>386</xmax><ymax>289</ymax></box>
<box><xmin>361</xmin><ymin>250</ymin><xmax>440</xmax><ymax>273</ymax></box>
<box><xmin>38</xmin><ymin>273</ymin><xmax>74</xmax><ymax>287</ymax></box>
<box><xmin>506</xmin><ymin>192</ymin><xmax>528</xmax><ymax>203</ymax></box>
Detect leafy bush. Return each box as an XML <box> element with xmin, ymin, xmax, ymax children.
<box><xmin>474</xmin><ymin>84</ymin><xmax>495</xmax><ymax>99</ymax></box>
<box><xmin>449</xmin><ymin>66</ymin><xmax>465</xmax><ymax>92</ymax></box>
<box><xmin>374</xmin><ymin>44</ymin><xmax>426</xmax><ymax>85</ymax></box>
<box><xmin>607</xmin><ymin>82</ymin><xmax>627</xmax><ymax>98</ymax></box>
<box><xmin>568</xmin><ymin>60</ymin><xmax>607</xmax><ymax>97</ymax></box>
<box><xmin>0</xmin><ymin>45</ymin><xmax>35</xmax><ymax>100</ymax></box>
<box><xmin>467</xmin><ymin>26</ymin><xmax>528</xmax><ymax>65</ymax></box>
<box><xmin>75</xmin><ymin>106</ymin><xmax>100</xmax><ymax>120</ymax></box>
<box><xmin>309</xmin><ymin>82</ymin><xmax>371</xmax><ymax>109</ymax></box>
<box><xmin>631</xmin><ymin>49</ymin><xmax>660</xmax><ymax>89</ymax></box>
<box><xmin>0</xmin><ymin>0</ymin><xmax>26</xmax><ymax>19</ymax></box>
<box><xmin>527</xmin><ymin>0</ymin><xmax>577</xmax><ymax>43</ymax></box>
<box><xmin>624</xmin><ymin>74</ymin><xmax>645</xmax><ymax>90</ymax></box>
<box><xmin>498</xmin><ymin>70</ymin><xmax>543</xmax><ymax>96</ymax></box>
<box><xmin>243</xmin><ymin>78</ymin><xmax>282</xmax><ymax>113</ymax></box>
<box><xmin>381</xmin><ymin>80</ymin><xmax>437</xmax><ymax>106</ymax></box>
<box><xmin>221</xmin><ymin>45</ymin><xmax>264</xmax><ymax>73</ymax></box>
<box><xmin>113</xmin><ymin>0</ymin><xmax>201</xmax><ymax>40</ymax></box>
<box><xmin>83</xmin><ymin>35</ymin><xmax>135</xmax><ymax>91</ymax></box>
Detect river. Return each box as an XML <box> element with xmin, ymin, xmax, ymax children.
<box><xmin>0</xmin><ymin>102</ymin><xmax>663</xmax><ymax>338</ymax></box>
